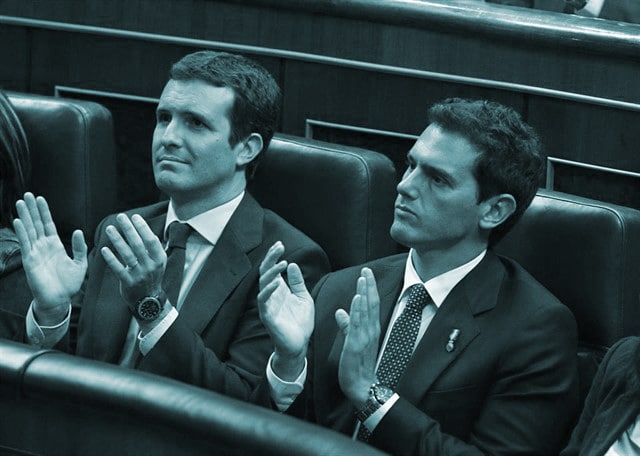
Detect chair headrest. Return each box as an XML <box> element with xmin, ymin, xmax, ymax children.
<box><xmin>8</xmin><ymin>92</ymin><xmax>118</xmax><ymax>247</ymax></box>
<box><xmin>495</xmin><ymin>189</ymin><xmax>640</xmax><ymax>349</ymax></box>
<box><xmin>249</xmin><ymin>134</ymin><xmax>398</xmax><ymax>270</ymax></box>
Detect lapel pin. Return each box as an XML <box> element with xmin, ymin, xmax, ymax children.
<box><xmin>446</xmin><ymin>328</ymin><xmax>460</xmax><ymax>352</ymax></box>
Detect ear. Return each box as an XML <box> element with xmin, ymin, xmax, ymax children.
<box><xmin>478</xmin><ymin>193</ymin><xmax>516</xmax><ymax>230</ymax></box>
<box><xmin>235</xmin><ymin>133</ymin><xmax>264</xmax><ymax>167</ymax></box>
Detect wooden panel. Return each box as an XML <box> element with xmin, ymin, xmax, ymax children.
<box><xmin>2</xmin><ymin>0</ymin><xmax>639</xmax><ymax>210</ymax></box>
<box><xmin>0</xmin><ymin>26</ymin><xmax>30</xmax><ymax>92</ymax></box>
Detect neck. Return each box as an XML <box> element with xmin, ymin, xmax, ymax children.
<box><xmin>411</xmin><ymin>241</ymin><xmax>486</xmax><ymax>282</ymax></box>
<box><xmin>171</xmin><ymin>184</ymin><xmax>245</xmax><ymax>220</ymax></box>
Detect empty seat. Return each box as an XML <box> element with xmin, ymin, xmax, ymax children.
<box><xmin>249</xmin><ymin>134</ymin><xmax>398</xmax><ymax>271</ymax></box>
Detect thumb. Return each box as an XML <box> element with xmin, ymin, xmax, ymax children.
<box><xmin>287</xmin><ymin>263</ymin><xmax>310</xmax><ymax>297</ymax></box>
<box><xmin>335</xmin><ymin>309</ymin><xmax>350</xmax><ymax>336</ymax></box>
<box><xmin>71</xmin><ymin>229</ymin><xmax>88</xmax><ymax>265</ymax></box>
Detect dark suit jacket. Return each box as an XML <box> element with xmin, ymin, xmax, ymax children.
<box><xmin>561</xmin><ymin>336</ymin><xmax>640</xmax><ymax>456</ymax></box>
<box><xmin>294</xmin><ymin>251</ymin><xmax>579</xmax><ymax>455</ymax></box>
<box><xmin>72</xmin><ymin>193</ymin><xmax>330</xmax><ymax>400</ymax></box>
<box><xmin>599</xmin><ymin>0</ymin><xmax>640</xmax><ymax>22</ymax></box>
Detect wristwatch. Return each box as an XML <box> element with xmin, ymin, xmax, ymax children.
<box><xmin>132</xmin><ymin>290</ymin><xmax>167</xmax><ymax>321</ymax></box>
<box><xmin>355</xmin><ymin>383</ymin><xmax>394</xmax><ymax>423</ymax></box>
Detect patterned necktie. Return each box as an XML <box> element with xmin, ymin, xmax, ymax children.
<box><xmin>162</xmin><ymin>221</ymin><xmax>191</xmax><ymax>307</ymax></box>
<box><xmin>357</xmin><ymin>283</ymin><xmax>432</xmax><ymax>441</ymax></box>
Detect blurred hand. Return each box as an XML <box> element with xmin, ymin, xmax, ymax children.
<box><xmin>258</xmin><ymin>241</ymin><xmax>314</xmax><ymax>380</ymax></box>
<box><xmin>14</xmin><ymin>192</ymin><xmax>87</xmax><ymax>325</ymax></box>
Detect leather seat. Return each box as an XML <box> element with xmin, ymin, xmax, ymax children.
<box><xmin>0</xmin><ymin>339</ymin><xmax>388</xmax><ymax>455</ymax></box>
<box><xmin>494</xmin><ymin>188</ymin><xmax>640</xmax><ymax>401</ymax></box>
<box><xmin>8</xmin><ymin>91</ymin><xmax>118</xmax><ymax>248</ymax></box>
<box><xmin>249</xmin><ymin>133</ymin><xmax>398</xmax><ymax>270</ymax></box>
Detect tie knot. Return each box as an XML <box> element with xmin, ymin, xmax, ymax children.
<box><xmin>166</xmin><ymin>221</ymin><xmax>191</xmax><ymax>250</ymax></box>
<box><xmin>406</xmin><ymin>284</ymin><xmax>431</xmax><ymax>311</ymax></box>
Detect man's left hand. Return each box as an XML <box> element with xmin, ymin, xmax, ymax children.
<box><xmin>336</xmin><ymin>267</ymin><xmax>381</xmax><ymax>408</ymax></box>
<box><xmin>100</xmin><ymin>213</ymin><xmax>167</xmax><ymax>306</ymax></box>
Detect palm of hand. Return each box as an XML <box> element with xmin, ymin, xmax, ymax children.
<box><xmin>23</xmin><ymin>235</ymin><xmax>86</xmax><ymax>307</ymax></box>
<box><xmin>266</xmin><ymin>277</ymin><xmax>314</xmax><ymax>356</ymax></box>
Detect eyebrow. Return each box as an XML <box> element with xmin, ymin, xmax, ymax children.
<box><xmin>407</xmin><ymin>152</ymin><xmax>456</xmax><ymax>183</ymax></box>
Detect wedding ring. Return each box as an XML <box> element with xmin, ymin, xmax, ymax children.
<box><xmin>126</xmin><ymin>260</ymin><xmax>139</xmax><ymax>270</ymax></box>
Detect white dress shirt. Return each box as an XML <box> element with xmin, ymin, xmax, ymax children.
<box><xmin>606</xmin><ymin>414</ymin><xmax>640</xmax><ymax>456</ymax></box>
<box><xmin>267</xmin><ymin>248</ymin><xmax>487</xmax><ymax>436</ymax></box>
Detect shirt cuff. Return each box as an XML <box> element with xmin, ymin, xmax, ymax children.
<box><xmin>138</xmin><ymin>306</ymin><xmax>179</xmax><ymax>356</ymax></box>
<box><xmin>266</xmin><ymin>352</ymin><xmax>306</xmax><ymax>412</ymax></box>
<box><xmin>26</xmin><ymin>301</ymin><xmax>71</xmax><ymax>348</ymax></box>
<box><xmin>362</xmin><ymin>393</ymin><xmax>400</xmax><ymax>432</ymax></box>
<box><xmin>582</xmin><ymin>0</ymin><xmax>604</xmax><ymax>16</ymax></box>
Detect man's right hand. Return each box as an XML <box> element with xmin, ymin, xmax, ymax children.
<box><xmin>258</xmin><ymin>241</ymin><xmax>314</xmax><ymax>381</ymax></box>
<box><xmin>14</xmin><ymin>192</ymin><xmax>87</xmax><ymax>325</ymax></box>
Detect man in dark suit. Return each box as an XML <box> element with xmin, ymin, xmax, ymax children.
<box><xmin>13</xmin><ymin>51</ymin><xmax>330</xmax><ymax>400</ymax></box>
<box><xmin>258</xmin><ymin>98</ymin><xmax>579</xmax><ymax>454</ymax></box>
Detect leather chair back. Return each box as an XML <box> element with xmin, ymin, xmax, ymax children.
<box><xmin>0</xmin><ymin>339</ymin><xmax>388</xmax><ymax>455</ymax></box>
<box><xmin>249</xmin><ymin>134</ymin><xmax>398</xmax><ymax>270</ymax></box>
<box><xmin>8</xmin><ymin>92</ymin><xmax>118</xmax><ymax>247</ymax></box>
<box><xmin>494</xmin><ymin>189</ymin><xmax>640</xmax><ymax>399</ymax></box>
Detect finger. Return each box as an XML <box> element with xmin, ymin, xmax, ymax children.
<box><xmin>71</xmin><ymin>230</ymin><xmax>88</xmax><ymax>265</ymax></box>
<box><xmin>335</xmin><ymin>308</ymin><xmax>350</xmax><ymax>336</ymax></box>
<box><xmin>257</xmin><ymin>280</ymin><xmax>280</xmax><ymax>309</ymax></box>
<box><xmin>362</xmin><ymin>268</ymin><xmax>380</xmax><ymax>313</ymax></box>
<box><xmin>131</xmin><ymin>214</ymin><xmax>165</xmax><ymax>263</ymax></box>
<box><xmin>349</xmin><ymin>293</ymin><xmax>362</xmax><ymax>329</ymax></box>
<box><xmin>286</xmin><ymin>263</ymin><xmax>310</xmax><ymax>298</ymax></box>
<box><xmin>13</xmin><ymin>218</ymin><xmax>31</xmax><ymax>252</ymax></box>
<box><xmin>115</xmin><ymin>214</ymin><xmax>147</xmax><ymax>261</ymax></box>
<box><xmin>101</xmin><ymin>246</ymin><xmax>127</xmax><ymax>278</ymax></box>
<box><xmin>105</xmin><ymin>224</ymin><xmax>137</xmax><ymax>268</ymax></box>
<box><xmin>15</xmin><ymin>197</ymin><xmax>37</xmax><ymax>241</ymax></box>
<box><xmin>356</xmin><ymin>274</ymin><xmax>368</xmax><ymax>325</ymax></box>
<box><xmin>35</xmin><ymin>196</ymin><xmax>58</xmax><ymax>237</ymax></box>
<box><xmin>259</xmin><ymin>261</ymin><xmax>287</xmax><ymax>290</ymax></box>
<box><xmin>259</xmin><ymin>241</ymin><xmax>285</xmax><ymax>275</ymax></box>
<box><xmin>362</xmin><ymin>268</ymin><xmax>380</xmax><ymax>331</ymax></box>
<box><xmin>23</xmin><ymin>192</ymin><xmax>45</xmax><ymax>238</ymax></box>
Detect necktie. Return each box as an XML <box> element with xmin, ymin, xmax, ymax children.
<box><xmin>162</xmin><ymin>221</ymin><xmax>191</xmax><ymax>307</ymax></box>
<box><xmin>357</xmin><ymin>283</ymin><xmax>432</xmax><ymax>441</ymax></box>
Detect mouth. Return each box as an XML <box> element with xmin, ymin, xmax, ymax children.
<box><xmin>156</xmin><ymin>155</ymin><xmax>188</xmax><ymax>165</ymax></box>
<box><xmin>394</xmin><ymin>204</ymin><xmax>415</xmax><ymax>216</ymax></box>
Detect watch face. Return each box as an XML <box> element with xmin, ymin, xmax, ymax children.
<box><xmin>373</xmin><ymin>384</ymin><xmax>394</xmax><ymax>403</ymax></box>
<box><xmin>137</xmin><ymin>297</ymin><xmax>161</xmax><ymax>320</ymax></box>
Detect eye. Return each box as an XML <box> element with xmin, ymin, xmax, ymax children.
<box><xmin>404</xmin><ymin>156</ymin><xmax>416</xmax><ymax>170</ymax></box>
<box><xmin>186</xmin><ymin>115</ymin><xmax>206</xmax><ymax>129</ymax></box>
<box><xmin>156</xmin><ymin>111</ymin><xmax>171</xmax><ymax>124</ymax></box>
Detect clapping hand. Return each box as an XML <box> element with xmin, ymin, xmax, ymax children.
<box><xmin>14</xmin><ymin>192</ymin><xmax>88</xmax><ymax>325</ymax></box>
<box><xmin>258</xmin><ymin>241</ymin><xmax>314</xmax><ymax>380</ymax></box>
<box><xmin>336</xmin><ymin>267</ymin><xmax>381</xmax><ymax>408</ymax></box>
<box><xmin>100</xmin><ymin>213</ymin><xmax>167</xmax><ymax>306</ymax></box>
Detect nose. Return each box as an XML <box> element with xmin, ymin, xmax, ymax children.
<box><xmin>159</xmin><ymin>119</ymin><xmax>181</xmax><ymax>149</ymax></box>
<box><xmin>396</xmin><ymin>167</ymin><xmax>418</xmax><ymax>199</ymax></box>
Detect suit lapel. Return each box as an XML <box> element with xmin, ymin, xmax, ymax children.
<box><xmin>397</xmin><ymin>252</ymin><xmax>505</xmax><ymax>403</ymax></box>
<box><xmin>178</xmin><ymin>194</ymin><xmax>263</xmax><ymax>334</ymax></box>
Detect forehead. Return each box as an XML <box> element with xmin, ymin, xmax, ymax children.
<box><xmin>411</xmin><ymin>124</ymin><xmax>480</xmax><ymax>172</ymax></box>
<box><xmin>158</xmin><ymin>79</ymin><xmax>235</xmax><ymax>119</ymax></box>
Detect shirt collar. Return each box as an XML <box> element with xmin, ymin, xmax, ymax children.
<box><xmin>402</xmin><ymin>248</ymin><xmax>486</xmax><ymax>308</ymax></box>
<box><xmin>164</xmin><ymin>191</ymin><xmax>245</xmax><ymax>246</ymax></box>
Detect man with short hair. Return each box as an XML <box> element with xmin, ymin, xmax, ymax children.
<box><xmin>14</xmin><ymin>51</ymin><xmax>330</xmax><ymax>400</ymax></box>
<box><xmin>258</xmin><ymin>98</ymin><xmax>579</xmax><ymax>454</ymax></box>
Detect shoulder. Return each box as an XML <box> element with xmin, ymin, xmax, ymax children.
<box><xmin>494</xmin><ymin>253</ymin><xmax>566</xmax><ymax>311</ymax></box>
